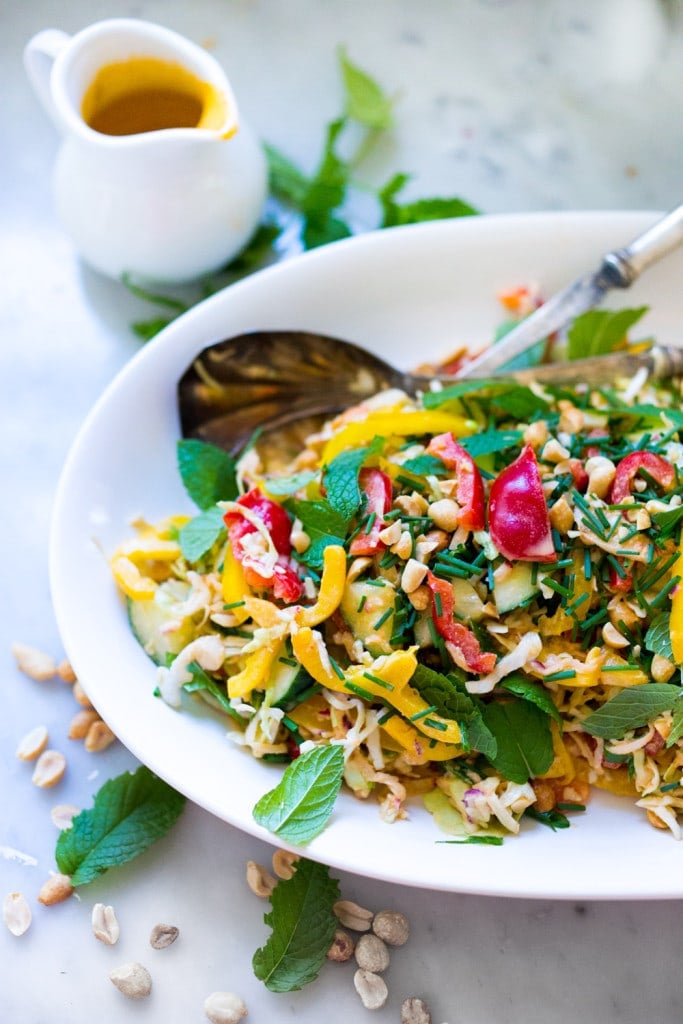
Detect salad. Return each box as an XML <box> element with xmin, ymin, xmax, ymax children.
<box><xmin>110</xmin><ymin>320</ymin><xmax>683</xmax><ymax>843</ymax></box>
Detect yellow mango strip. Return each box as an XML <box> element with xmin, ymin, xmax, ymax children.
<box><xmin>321</xmin><ymin>410</ymin><xmax>476</xmax><ymax>463</ymax></box>
<box><xmin>110</xmin><ymin>554</ymin><xmax>157</xmax><ymax>600</ymax></box>
<box><xmin>227</xmin><ymin>640</ymin><xmax>284</xmax><ymax>699</ymax></box>
<box><xmin>670</xmin><ymin>544</ymin><xmax>683</xmax><ymax>664</ymax></box>
<box><xmin>380</xmin><ymin>716</ymin><xmax>462</xmax><ymax>763</ymax></box>
<box><xmin>221</xmin><ymin>545</ymin><xmax>251</xmax><ymax>625</ymax></box>
<box><xmin>291</xmin><ymin>629</ymin><xmax>461</xmax><ymax>745</ymax></box>
<box><xmin>287</xmin><ymin>693</ymin><xmax>333</xmax><ymax>734</ymax></box>
<box><xmin>538</xmin><ymin>721</ymin><xmax>575</xmax><ymax>781</ymax></box>
<box><xmin>599</xmin><ymin>653</ymin><xmax>648</xmax><ymax>688</ymax></box>
<box><xmin>242</xmin><ymin>595</ymin><xmax>282</xmax><ymax>628</ymax></box>
<box><xmin>115</xmin><ymin>535</ymin><xmax>181</xmax><ymax>563</ymax></box>
<box><xmin>296</xmin><ymin>545</ymin><xmax>347</xmax><ymax>627</ymax></box>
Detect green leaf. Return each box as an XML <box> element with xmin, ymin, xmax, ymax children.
<box><xmin>286</xmin><ymin>499</ymin><xmax>348</xmax><ymax>570</ymax></box>
<box><xmin>523</xmin><ymin>807</ymin><xmax>571</xmax><ymax>831</ymax></box>
<box><xmin>176</xmin><ymin>438</ymin><xmax>238</xmax><ymax>510</ymax></box>
<box><xmin>437</xmin><ymin>835</ymin><xmax>504</xmax><ymax>846</ymax></box>
<box><xmin>121</xmin><ymin>272</ymin><xmax>189</xmax><ymax>313</ymax></box>
<box><xmin>55</xmin><ymin>766</ymin><xmax>185</xmax><ymax>886</ymax></box>
<box><xmin>460</xmin><ymin>429</ymin><xmax>524</xmax><ymax>459</ymax></box>
<box><xmin>410</xmin><ymin>664</ymin><xmax>476</xmax><ymax>722</ymax></box>
<box><xmin>264</xmin><ymin>470</ymin><xmax>318</xmax><ymax>496</ymax></box>
<box><xmin>178</xmin><ymin>506</ymin><xmax>226</xmax><ymax>562</ymax></box>
<box><xmin>183</xmin><ymin>661</ymin><xmax>243</xmax><ymax>723</ymax></box>
<box><xmin>666</xmin><ymin>703</ymin><xmax>683</xmax><ymax>748</ymax></box>
<box><xmin>492</xmin><ymin>386</ymin><xmax>550</xmax><ymax>420</ymax></box>
<box><xmin>252</xmin><ymin>857</ymin><xmax>340</xmax><ymax>992</ymax></box>
<box><xmin>401</xmin><ymin>454</ymin><xmax>448</xmax><ymax>477</ymax></box>
<box><xmin>651</xmin><ymin>504</ymin><xmax>683</xmax><ymax>539</ymax></box>
<box><xmin>253</xmin><ymin>744</ymin><xmax>345</xmax><ymax>844</ymax></box>
<box><xmin>300</xmin><ymin>118</ymin><xmax>352</xmax><ymax>251</ymax></box>
<box><xmin>421</xmin><ymin>378</ymin><xmax>514</xmax><ymax>409</ymax></box>
<box><xmin>582</xmin><ymin>683</ymin><xmax>681</xmax><ymax>739</ymax></box>
<box><xmin>644</xmin><ymin>612</ymin><xmax>674</xmax><ymax>662</ymax></box>
<box><xmin>323</xmin><ymin>439</ymin><xmax>382</xmax><ymax>521</ymax></box>
<box><xmin>131</xmin><ymin>316</ymin><xmax>175</xmax><ymax>340</ymax></box>
<box><xmin>338</xmin><ymin>47</ymin><xmax>394</xmax><ymax>129</ymax></box>
<box><xmin>225</xmin><ymin>220</ymin><xmax>282</xmax><ymax>272</ymax></box>
<box><xmin>379</xmin><ymin>173</ymin><xmax>478</xmax><ymax>228</ymax></box>
<box><xmin>500</xmin><ymin>673</ymin><xmax>562</xmax><ymax>725</ymax></box>
<box><xmin>567</xmin><ymin>307</ymin><xmax>649</xmax><ymax>361</ymax></box>
<box><xmin>481</xmin><ymin>699</ymin><xmax>554</xmax><ymax>783</ymax></box>
<box><xmin>459</xmin><ymin>710</ymin><xmax>498</xmax><ymax>760</ymax></box>
<box><xmin>264</xmin><ymin>144</ymin><xmax>310</xmax><ymax>205</ymax></box>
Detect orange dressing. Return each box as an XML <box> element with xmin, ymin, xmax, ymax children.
<box><xmin>81</xmin><ymin>57</ymin><xmax>230</xmax><ymax>136</ymax></box>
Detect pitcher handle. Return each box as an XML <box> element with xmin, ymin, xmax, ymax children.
<box><xmin>24</xmin><ymin>29</ymin><xmax>71</xmax><ymax>127</ymax></box>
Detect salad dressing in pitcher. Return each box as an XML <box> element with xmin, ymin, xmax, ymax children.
<box><xmin>24</xmin><ymin>19</ymin><xmax>267</xmax><ymax>283</ymax></box>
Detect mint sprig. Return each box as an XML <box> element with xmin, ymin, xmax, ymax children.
<box><xmin>55</xmin><ymin>766</ymin><xmax>185</xmax><ymax>886</ymax></box>
<box><xmin>253</xmin><ymin>744</ymin><xmax>345</xmax><ymax>845</ymax></box>
<box><xmin>252</xmin><ymin>857</ymin><xmax>340</xmax><ymax>992</ymax></box>
<box><xmin>481</xmin><ymin>699</ymin><xmax>554</xmax><ymax>784</ymax></box>
<box><xmin>567</xmin><ymin>306</ymin><xmax>649</xmax><ymax>361</ymax></box>
<box><xmin>177</xmin><ymin>438</ymin><xmax>237</xmax><ymax>510</ymax></box>
<box><xmin>178</xmin><ymin>505</ymin><xmax>226</xmax><ymax>562</ymax></box>
<box><xmin>582</xmin><ymin>683</ymin><xmax>682</xmax><ymax>740</ymax></box>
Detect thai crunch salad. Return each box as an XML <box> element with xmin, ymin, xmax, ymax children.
<box><xmin>110</xmin><ymin>317</ymin><xmax>683</xmax><ymax>843</ymax></box>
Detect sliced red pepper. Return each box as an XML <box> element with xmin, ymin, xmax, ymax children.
<box><xmin>608</xmin><ymin>561</ymin><xmax>633</xmax><ymax>594</ymax></box>
<box><xmin>426</xmin><ymin>433</ymin><xmax>486</xmax><ymax>531</ymax></box>
<box><xmin>426</xmin><ymin>571</ymin><xmax>496</xmax><ymax>675</ymax></box>
<box><xmin>223</xmin><ymin>488</ymin><xmax>303</xmax><ymax>603</ymax></box>
<box><xmin>609</xmin><ymin>451</ymin><xmax>675</xmax><ymax>505</ymax></box>
<box><xmin>565</xmin><ymin>458</ymin><xmax>589</xmax><ymax>493</ymax></box>
<box><xmin>349</xmin><ymin>468</ymin><xmax>393</xmax><ymax>556</ymax></box>
<box><xmin>488</xmin><ymin>445</ymin><xmax>557</xmax><ymax>563</ymax></box>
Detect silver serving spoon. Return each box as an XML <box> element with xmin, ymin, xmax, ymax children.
<box><xmin>178</xmin><ymin>329</ymin><xmax>683</xmax><ymax>454</ymax></box>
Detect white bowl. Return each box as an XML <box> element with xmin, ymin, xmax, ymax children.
<box><xmin>50</xmin><ymin>211</ymin><xmax>683</xmax><ymax>899</ymax></box>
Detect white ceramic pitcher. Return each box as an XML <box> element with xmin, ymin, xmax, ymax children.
<box><xmin>24</xmin><ymin>19</ymin><xmax>268</xmax><ymax>283</ymax></box>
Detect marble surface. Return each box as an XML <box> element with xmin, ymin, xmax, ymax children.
<box><xmin>2</xmin><ymin>1</ymin><xmax>683</xmax><ymax>1021</ymax></box>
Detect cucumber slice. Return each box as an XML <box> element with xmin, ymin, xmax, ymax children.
<box><xmin>264</xmin><ymin>653</ymin><xmax>316</xmax><ymax>710</ymax></box>
<box><xmin>127</xmin><ymin>579</ymin><xmax>197</xmax><ymax>665</ymax></box>
<box><xmin>493</xmin><ymin>562</ymin><xmax>538</xmax><ymax>614</ymax></box>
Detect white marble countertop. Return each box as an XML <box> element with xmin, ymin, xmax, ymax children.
<box><xmin>3</xmin><ymin>1</ymin><xmax>683</xmax><ymax>1021</ymax></box>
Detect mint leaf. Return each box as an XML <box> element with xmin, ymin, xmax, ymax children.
<box><xmin>524</xmin><ymin>807</ymin><xmax>571</xmax><ymax>831</ymax></box>
<box><xmin>323</xmin><ymin>439</ymin><xmax>383</xmax><ymax>521</ymax></box>
<box><xmin>438</xmin><ymin>835</ymin><xmax>504</xmax><ymax>846</ymax></box>
<box><xmin>401</xmin><ymin>454</ymin><xmax>448</xmax><ymax>478</ymax></box>
<box><xmin>301</xmin><ymin>119</ymin><xmax>352</xmax><ymax>250</ymax></box>
<box><xmin>651</xmin><ymin>504</ymin><xmax>683</xmax><ymax>540</ymax></box>
<box><xmin>421</xmin><ymin>378</ymin><xmax>511</xmax><ymax>408</ymax></box>
<box><xmin>183</xmin><ymin>661</ymin><xmax>243</xmax><ymax>723</ymax></box>
<box><xmin>177</xmin><ymin>439</ymin><xmax>237</xmax><ymax>510</ymax></box>
<box><xmin>379</xmin><ymin>173</ymin><xmax>478</xmax><ymax>228</ymax></box>
<box><xmin>55</xmin><ymin>766</ymin><xmax>185</xmax><ymax>886</ymax></box>
<box><xmin>667</xmin><ymin>703</ymin><xmax>683</xmax><ymax>748</ymax></box>
<box><xmin>339</xmin><ymin>47</ymin><xmax>394</xmax><ymax>129</ymax></box>
<box><xmin>132</xmin><ymin>316</ymin><xmax>174</xmax><ymax>340</ymax></box>
<box><xmin>252</xmin><ymin>857</ymin><xmax>340</xmax><ymax>992</ymax></box>
<box><xmin>226</xmin><ymin>221</ymin><xmax>282</xmax><ymax>273</ymax></box>
<box><xmin>482</xmin><ymin>700</ymin><xmax>554</xmax><ymax>783</ymax></box>
<box><xmin>582</xmin><ymin>683</ymin><xmax>681</xmax><ymax>739</ymax></box>
<box><xmin>460</xmin><ymin>429</ymin><xmax>524</xmax><ymax>459</ymax></box>
<box><xmin>265</xmin><ymin>470</ymin><xmax>318</xmax><ymax>496</ymax></box>
<box><xmin>178</xmin><ymin>505</ymin><xmax>226</xmax><ymax>562</ymax></box>
<box><xmin>286</xmin><ymin>499</ymin><xmax>348</xmax><ymax>570</ymax></box>
<box><xmin>492</xmin><ymin>386</ymin><xmax>550</xmax><ymax>420</ymax></box>
<box><xmin>460</xmin><ymin>711</ymin><xmax>498</xmax><ymax>760</ymax></box>
<box><xmin>644</xmin><ymin>613</ymin><xmax>674</xmax><ymax>662</ymax></box>
<box><xmin>567</xmin><ymin>307</ymin><xmax>648</xmax><ymax>361</ymax></box>
<box><xmin>500</xmin><ymin>673</ymin><xmax>562</xmax><ymax>725</ymax></box>
<box><xmin>264</xmin><ymin>144</ymin><xmax>310</xmax><ymax>205</ymax></box>
<box><xmin>253</xmin><ymin>744</ymin><xmax>345</xmax><ymax>844</ymax></box>
<box><xmin>410</xmin><ymin>664</ymin><xmax>476</xmax><ymax>722</ymax></box>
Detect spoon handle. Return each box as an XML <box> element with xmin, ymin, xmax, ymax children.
<box><xmin>406</xmin><ymin>344</ymin><xmax>683</xmax><ymax>390</ymax></box>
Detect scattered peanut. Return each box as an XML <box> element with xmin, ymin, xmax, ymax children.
<box><xmin>3</xmin><ymin>892</ymin><xmax>31</xmax><ymax>936</ymax></box>
<box><xmin>38</xmin><ymin>873</ymin><xmax>74</xmax><ymax>906</ymax></box>
<box><xmin>84</xmin><ymin>720</ymin><xmax>116</xmax><ymax>753</ymax></box>
<box><xmin>401</xmin><ymin>997</ymin><xmax>432</xmax><ymax>1024</ymax></box>
<box><xmin>333</xmin><ymin>899</ymin><xmax>374</xmax><ymax>932</ymax></box>
<box><xmin>272</xmin><ymin>849</ymin><xmax>299</xmax><ymax>880</ymax></box>
<box><xmin>541</xmin><ymin>438</ymin><xmax>571</xmax><ymax>464</ymax></box>
<box><xmin>585</xmin><ymin>456</ymin><xmax>616</xmax><ymax>500</ymax></box>
<box><xmin>109</xmin><ymin>962</ymin><xmax>152</xmax><ymax>999</ymax></box>
<box><xmin>16</xmin><ymin>724</ymin><xmax>49</xmax><ymax>761</ymax></box>
<box><xmin>354</xmin><ymin>933</ymin><xmax>390</xmax><ymax>973</ymax></box>
<box><xmin>68</xmin><ymin>709</ymin><xmax>100</xmax><ymax>740</ymax></box>
<box><xmin>203</xmin><ymin>991</ymin><xmax>248</xmax><ymax>1024</ymax></box>
<box><xmin>372</xmin><ymin>909</ymin><xmax>410</xmax><ymax>946</ymax></box>
<box><xmin>326</xmin><ymin>928</ymin><xmax>355</xmax><ymax>962</ymax></box>
<box><xmin>401</xmin><ymin>558</ymin><xmax>428</xmax><ymax>595</ymax></box>
<box><xmin>92</xmin><ymin>903</ymin><xmax>120</xmax><ymax>945</ymax></box>
<box><xmin>245</xmin><ymin>860</ymin><xmax>277</xmax><ymax>897</ymax></box>
<box><xmin>150</xmin><ymin>923</ymin><xmax>179</xmax><ymax>949</ymax></box>
<box><xmin>393</xmin><ymin>530</ymin><xmax>414</xmax><ymax>560</ymax></box>
<box><xmin>428</xmin><ymin>498</ymin><xmax>461</xmax><ymax>532</ymax></box>
<box><xmin>651</xmin><ymin>654</ymin><xmax>676</xmax><ymax>683</ymax></box>
<box><xmin>548</xmin><ymin>496</ymin><xmax>574</xmax><ymax>534</ymax></box>
<box><xmin>57</xmin><ymin>659</ymin><xmax>77</xmax><ymax>684</ymax></box>
<box><xmin>601</xmin><ymin>622</ymin><xmax>630</xmax><ymax>649</ymax></box>
<box><xmin>50</xmin><ymin>804</ymin><xmax>79</xmax><ymax>830</ymax></box>
<box><xmin>353</xmin><ymin>968</ymin><xmax>388</xmax><ymax>1010</ymax></box>
<box><xmin>31</xmin><ymin>749</ymin><xmax>66</xmax><ymax>788</ymax></box>
<box><xmin>72</xmin><ymin>681</ymin><xmax>93</xmax><ymax>709</ymax></box>
<box><xmin>11</xmin><ymin>642</ymin><xmax>56</xmax><ymax>681</ymax></box>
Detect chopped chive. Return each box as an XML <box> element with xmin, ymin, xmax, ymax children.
<box><xmin>328</xmin><ymin>656</ymin><xmax>346</xmax><ymax>680</ymax></box>
<box><xmin>541</xmin><ymin>578</ymin><xmax>572</xmax><ymax>599</ymax></box>
<box><xmin>555</xmin><ymin>802</ymin><xmax>586</xmax><ymax>812</ymax></box>
<box><xmin>396</xmin><ymin>473</ymin><xmax>425</xmax><ymax>492</ymax></box>
<box><xmin>409</xmin><ymin>705</ymin><xmax>438</xmax><ymax>722</ymax></box>
<box><xmin>602</xmin><ymin>663</ymin><xmax>640</xmax><ymax>672</ymax></box>
<box><xmin>605</xmin><ymin>554</ymin><xmax>628</xmax><ymax>578</ymax></box>
<box><xmin>278</xmin><ymin>656</ymin><xmax>299</xmax><ymax>667</ymax></box>
<box><xmin>551</xmin><ymin>528</ymin><xmax>563</xmax><ymax>553</ymax></box>
<box><xmin>565</xmin><ymin>592</ymin><xmax>590</xmax><ymax>616</ymax></box>
<box><xmin>282</xmin><ymin>715</ymin><xmax>302</xmax><ymax>735</ymax></box>
<box><xmin>649</xmin><ymin>574</ymin><xmax>681</xmax><ymax>609</ymax></box>
<box><xmin>660</xmin><ymin>781</ymin><xmax>680</xmax><ymax>793</ymax></box>
<box><xmin>580</xmin><ymin>607</ymin><xmax>609</xmax><ymax>632</ymax></box>
<box><xmin>531</xmin><ymin>562</ymin><xmax>539</xmax><ymax>585</ymax></box>
<box><xmin>584</xmin><ymin>547</ymin><xmax>593</xmax><ymax>580</ymax></box>
<box><xmin>544</xmin><ymin>669</ymin><xmax>577</xmax><ymax>681</ymax></box>
<box><xmin>433</xmin><ymin>591</ymin><xmax>443</xmax><ymax>617</ymax></box>
<box><xmin>344</xmin><ymin>681</ymin><xmax>377</xmax><ymax>701</ymax></box>
<box><xmin>364</xmin><ymin>578</ymin><xmax>387</xmax><ymax>587</ymax></box>
<box><xmin>223</xmin><ymin>600</ymin><xmax>246</xmax><ymax>609</ymax></box>
<box><xmin>377</xmin><ymin>708</ymin><xmax>396</xmax><ymax>725</ymax></box>
<box><xmin>357</xmin><ymin>594</ymin><xmax>367</xmax><ymax>612</ymax></box>
<box><xmin>437</xmin><ymin>836</ymin><xmax>504</xmax><ymax>846</ymax></box>
<box><xmin>423</xmin><ymin>717</ymin><xmax>448</xmax><ymax>731</ymax></box>
<box><xmin>364</xmin><ymin>511</ymin><xmax>377</xmax><ymax>535</ymax></box>
<box><xmin>373</xmin><ymin>607</ymin><xmax>394</xmax><ymax>630</ymax></box>
<box><xmin>363</xmin><ymin>670</ymin><xmax>395</xmax><ymax>691</ymax></box>
<box><xmin>225</xmin><ymin>627</ymin><xmax>253</xmax><ymax>638</ymax></box>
